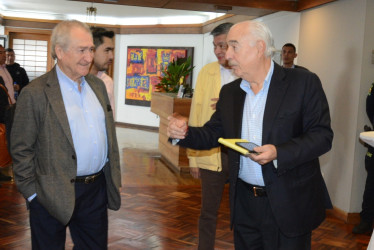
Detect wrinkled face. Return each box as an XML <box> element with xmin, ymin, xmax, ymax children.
<box><xmin>225</xmin><ymin>23</ymin><xmax>260</xmax><ymax>81</ymax></box>
<box><xmin>0</xmin><ymin>47</ymin><xmax>6</xmax><ymax>65</ymax></box>
<box><xmin>213</xmin><ymin>34</ymin><xmax>228</xmax><ymax>67</ymax></box>
<box><xmin>281</xmin><ymin>46</ymin><xmax>297</xmax><ymax>65</ymax></box>
<box><xmin>56</xmin><ymin>26</ymin><xmax>94</xmax><ymax>82</ymax></box>
<box><xmin>93</xmin><ymin>36</ymin><xmax>114</xmax><ymax>72</ymax></box>
<box><xmin>6</xmin><ymin>51</ymin><xmax>15</xmax><ymax>65</ymax></box>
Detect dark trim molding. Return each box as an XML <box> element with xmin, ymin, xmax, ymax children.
<box><xmin>326</xmin><ymin>206</ymin><xmax>360</xmax><ymax>224</ymax></box>
<box><xmin>115</xmin><ymin>122</ymin><xmax>159</xmax><ymax>132</ymax></box>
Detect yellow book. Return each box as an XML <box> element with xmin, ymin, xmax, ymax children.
<box><xmin>218</xmin><ymin>138</ymin><xmax>250</xmax><ymax>156</ymax></box>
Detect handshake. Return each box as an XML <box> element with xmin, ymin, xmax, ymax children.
<box><xmin>167</xmin><ymin>113</ymin><xmax>189</xmax><ymax>139</ymax></box>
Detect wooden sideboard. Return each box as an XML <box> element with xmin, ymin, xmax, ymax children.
<box><xmin>150</xmin><ymin>92</ymin><xmax>191</xmax><ymax>173</ymax></box>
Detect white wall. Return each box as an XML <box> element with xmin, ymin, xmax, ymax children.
<box><xmin>203</xmin><ymin>32</ymin><xmax>216</xmax><ymax>66</ymax></box>
<box><xmin>113</xmin><ymin>34</ymin><xmax>204</xmax><ymax>126</ymax></box>
<box><xmin>298</xmin><ymin>0</ymin><xmax>373</xmax><ymax>213</ymax></box>
<box><xmin>257</xmin><ymin>11</ymin><xmax>301</xmax><ymax>55</ymax></box>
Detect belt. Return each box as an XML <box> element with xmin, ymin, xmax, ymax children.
<box><xmin>73</xmin><ymin>171</ymin><xmax>102</xmax><ymax>184</ymax></box>
<box><xmin>238</xmin><ymin>178</ymin><xmax>267</xmax><ymax>197</ymax></box>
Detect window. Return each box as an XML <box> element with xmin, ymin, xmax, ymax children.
<box><xmin>7</xmin><ymin>31</ymin><xmax>53</xmax><ymax>81</ymax></box>
<box><xmin>12</xmin><ymin>39</ymin><xmax>48</xmax><ymax>81</ymax></box>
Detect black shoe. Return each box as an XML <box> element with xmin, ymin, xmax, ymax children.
<box><xmin>352</xmin><ymin>220</ymin><xmax>373</xmax><ymax>234</ymax></box>
<box><xmin>0</xmin><ymin>172</ymin><xmax>12</xmax><ymax>181</ymax></box>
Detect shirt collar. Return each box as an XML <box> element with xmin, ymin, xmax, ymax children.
<box><xmin>56</xmin><ymin>64</ymin><xmax>86</xmax><ymax>91</ymax></box>
<box><xmin>240</xmin><ymin>60</ymin><xmax>274</xmax><ymax>94</ymax></box>
<box><xmin>219</xmin><ymin>64</ymin><xmax>232</xmax><ymax>73</ymax></box>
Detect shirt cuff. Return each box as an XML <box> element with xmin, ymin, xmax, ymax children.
<box><xmin>171</xmin><ymin>139</ymin><xmax>180</xmax><ymax>145</ymax></box>
<box><xmin>273</xmin><ymin>159</ymin><xmax>278</xmax><ymax>169</ymax></box>
<box><xmin>28</xmin><ymin>193</ymin><xmax>37</xmax><ymax>202</ymax></box>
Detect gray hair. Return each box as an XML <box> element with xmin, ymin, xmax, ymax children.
<box><xmin>51</xmin><ymin>20</ymin><xmax>92</xmax><ymax>59</ymax></box>
<box><xmin>245</xmin><ymin>20</ymin><xmax>276</xmax><ymax>58</ymax></box>
<box><xmin>210</xmin><ymin>22</ymin><xmax>234</xmax><ymax>37</ymax></box>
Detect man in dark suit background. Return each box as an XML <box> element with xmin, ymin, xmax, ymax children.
<box><xmin>282</xmin><ymin>43</ymin><xmax>308</xmax><ymax>71</ymax></box>
<box><xmin>5</xmin><ymin>48</ymin><xmax>29</xmax><ymax>95</ymax></box>
<box><xmin>11</xmin><ymin>20</ymin><xmax>121</xmax><ymax>249</ymax></box>
<box><xmin>168</xmin><ymin>20</ymin><xmax>333</xmax><ymax>249</ymax></box>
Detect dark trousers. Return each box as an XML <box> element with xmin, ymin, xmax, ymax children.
<box><xmin>198</xmin><ymin>152</ymin><xmax>229</xmax><ymax>250</ymax></box>
<box><xmin>361</xmin><ymin>147</ymin><xmax>374</xmax><ymax>222</ymax></box>
<box><xmin>29</xmin><ymin>173</ymin><xmax>108</xmax><ymax>250</ymax></box>
<box><xmin>233</xmin><ymin>179</ymin><xmax>311</xmax><ymax>250</ymax></box>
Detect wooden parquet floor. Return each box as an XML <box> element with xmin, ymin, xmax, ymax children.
<box><xmin>0</xmin><ymin>127</ymin><xmax>372</xmax><ymax>249</ymax></box>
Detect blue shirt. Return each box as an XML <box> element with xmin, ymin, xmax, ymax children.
<box><xmin>56</xmin><ymin>64</ymin><xmax>108</xmax><ymax>176</ymax></box>
<box><xmin>238</xmin><ymin>61</ymin><xmax>274</xmax><ymax>186</ymax></box>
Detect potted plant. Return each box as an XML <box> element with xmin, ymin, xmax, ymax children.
<box><xmin>155</xmin><ymin>56</ymin><xmax>194</xmax><ymax>97</ymax></box>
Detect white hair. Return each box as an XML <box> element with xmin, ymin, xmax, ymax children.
<box><xmin>51</xmin><ymin>20</ymin><xmax>92</xmax><ymax>60</ymax></box>
<box><xmin>246</xmin><ymin>20</ymin><xmax>276</xmax><ymax>58</ymax></box>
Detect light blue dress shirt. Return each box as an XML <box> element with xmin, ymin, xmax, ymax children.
<box><xmin>56</xmin><ymin>65</ymin><xmax>108</xmax><ymax>176</ymax></box>
<box><xmin>238</xmin><ymin>61</ymin><xmax>274</xmax><ymax>186</ymax></box>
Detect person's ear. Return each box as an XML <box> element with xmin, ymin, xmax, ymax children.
<box><xmin>294</xmin><ymin>52</ymin><xmax>298</xmax><ymax>59</ymax></box>
<box><xmin>55</xmin><ymin>45</ymin><xmax>64</xmax><ymax>60</ymax></box>
<box><xmin>256</xmin><ymin>40</ymin><xmax>266</xmax><ymax>57</ymax></box>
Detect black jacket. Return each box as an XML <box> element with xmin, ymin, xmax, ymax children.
<box><xmin>178</xmin><ymin>63</ymin><xmax>333</xmax><ymax>237</ymax></box>
<box><xmin>366</xmin><ymin>83</ymin><xmax>374</xmax><ymax>127</ymax></box>
<box><xmin>0</xmin><ymin>76</ymin><xmax>10</xmax><ymax>124</ymax></box>
<box><xmin>6</xmin><ymin>63</ymin><xmax>29</xmax><ymax>92</ymax></box>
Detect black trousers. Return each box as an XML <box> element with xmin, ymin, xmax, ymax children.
<box><xmin>198</xmin><ymin>152</ymin><xmax>229</xmax><ymax>250</ymax></box>
<box><xmin>233</xmin><ymin>179</ymin><xmax>311</xmax><ymax>250</ymax></box>
<box><xmin>29</xmin><ymin>173</ymin><xmax>108</xmax><ymax>250</ymax></box>
<box><xmin>361</xmin><ymin>147</ymin><xmax>374</xmax><ymax>222</ymax></box>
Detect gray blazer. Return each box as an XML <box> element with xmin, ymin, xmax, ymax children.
<box><xmin>10</xmin><ymin>66</ymin><xmax>121</xmax><ymax>225</ymax></box>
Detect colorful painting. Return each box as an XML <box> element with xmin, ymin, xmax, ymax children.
<box><xmin>125</xmin><ymin>46</ymin><xmax>194</xmax><ymax>107</ymax></box>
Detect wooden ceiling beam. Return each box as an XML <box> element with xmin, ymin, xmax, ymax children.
<box><xmin>70</xmin><ymin>0</ymin><xmax>337</xmax><ymax>16</ymax></box>
<box><xmin>296</xmin><ymin>0</ymin><xmax>337</xmax><ymax>11</ymax></box>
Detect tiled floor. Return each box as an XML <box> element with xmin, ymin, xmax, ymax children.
<box><xmin>0</xmin><ymin>126</ymin><xmax>371</xmax><ymax>249</ymax></box>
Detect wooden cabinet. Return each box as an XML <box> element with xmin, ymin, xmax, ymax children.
<box><xmin>150</xmin><ymin>92</ymin><xmax>191</xmax><ymax>173</ymax></box>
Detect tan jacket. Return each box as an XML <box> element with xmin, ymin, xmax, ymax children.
<box><xmin>187</xmin><ymin>62</ymin><xmax>223</xmax><ymax>171</ymax></box>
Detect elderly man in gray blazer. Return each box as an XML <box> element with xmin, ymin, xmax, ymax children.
<box><xmin>10</xmin><ymin>20</ymin><xmax>121</xmax><ymax>249</ymax></box>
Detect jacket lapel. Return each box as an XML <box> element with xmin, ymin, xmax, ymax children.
<box><xmin>44</xmin><ymin>67</ymin><xmax>75</xmax><ymax>148</ymax></box>
<box><xmin>262</xmin><ymin>63</ymin><xmax>289</xmax><ymax>144</ymax></box>
<box><xmin>232</xmin><ymin>80</ymin><xmax>246</xmax><ymax>138</ymax></box>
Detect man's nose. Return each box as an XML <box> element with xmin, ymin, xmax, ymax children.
<box><xmin>85</xmin><ymin>50</ymin><xmax>94</xmax><ymax>63</ymax></box>
<box><xmin>225</xmin><ymin>47</ymin><xmax>232</xmax><ymax>60</ymax></box>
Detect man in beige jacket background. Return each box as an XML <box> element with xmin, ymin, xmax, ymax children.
<box><xmin>187</xmin><ymin>22</ymin><xmax>237</xmax><ymax>250</ymax></box>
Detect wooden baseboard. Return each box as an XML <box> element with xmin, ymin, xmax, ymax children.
<box><xmin>326</xmin><ymin>206</ymin><xmax>361</xmax><ymax>224</ymax></box>
<box><xmin>115</xmin><ymin>122</ymin><xmax>159</xmax><ymax>132</ymax></box>
<box><xmin>160</xmin><ymin>155</ymin><xmax>190</xmax><ymax>174</ymax></box>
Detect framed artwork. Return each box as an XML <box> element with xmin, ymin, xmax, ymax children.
<box><xmin>125</xmin><ymin>46</ymin><xmax>194</xmax><ymax>107</ymax></box>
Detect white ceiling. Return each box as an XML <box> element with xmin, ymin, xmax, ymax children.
<box><xmin>0</xmin><ymin>0</ymin><xmax>227</xmax><ymax>25</ymax></box>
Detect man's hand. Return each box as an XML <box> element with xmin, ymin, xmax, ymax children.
<box><xmin>210</xmin><ymin>98</ymin><xmax>219</xmax><ymax>110</ymax></box>
<box><xmin>248</xmin><ymin>144</ymin><xmax>277</xmax><ymax>165</ymax></box>
<box><xmin>189</xmin><ymin>167</ymin><xmax>200</xmax><ymax>179</ymax></box>
<box><xmin>167</xmin><ymin>112</ymin><xmax>188</xmax><ymax>139</ymax></box>
<box><xmin>13</xmin><ymin>84</ymin><xmax>20</xmax><ymax>91</ymax></box>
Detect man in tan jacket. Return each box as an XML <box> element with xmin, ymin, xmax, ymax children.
<box><xmin>187</xmin><ymin>22</ymin><xmax>237</xmax><ymax>250</ymax></box>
